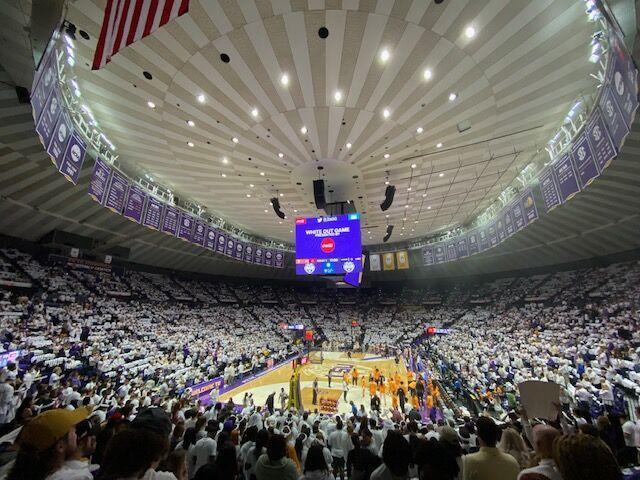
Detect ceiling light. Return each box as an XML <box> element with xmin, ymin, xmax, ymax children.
<box><xmin>279</xmin><ymin>193</ymin><xmax>284</xmax><ymax>197</ymax></box>
<box><xmin>278</xmin><ymin>152</ymin><xmax>284</xmax><ymax>158</ymax></box>
<box><xmin>290</xmin><ymin>230</ymin><xmax>293</xmax><ymax>233</ymax></box>
<box><xmin>423</xmin><ymin>69</ymin><xmax>432</xmax><ymax>81</ymax></box>
<box><xmin>385</xmin><ymin>180</ymin><xmax>389</xmax><ymax>185</ymax></box>
<box><xmin>300</xmin><ymin>126</ymin><xmax>307</xmax><ymax>134</ymax></box>
<box><xmin>147</xmin><ymin>101</ymin><xmax>156</xmax><ymax>109</ymax></box>
<box><xmin>382</xmin><ymin>108</ymin><xmax>390</xmax><ymax>119</ymax></box>
<box><xmin>448</xmin><ymin>92</ymin><xmax>457</xmax><ymax>101</ymax></box>
<box><xmin>422</xmin><ymin>193</ymin><xmax>427</xmax><ymax>197</ymax></box>
<box><xmin>436</xmin><ymin>142</ymin><xmax>443</xmax><ymax>148</ymax></box>
<box><xmin>246</xmin><ymin>194</ymin><xmax>251</xmax><ymax>198</ymax></box>
<box><xmin>414</xmin><ymin>220</ymin><xmax>418</xmax><ymax>224</ymax></box>
<box><xmin>251</xmin><ymin>108</ymin><xmax>259</xmax><ymax>117</ymax></box>
<box><xmin>279</xmin><ymin>221</ymin><xmax>282</xmax><ymax>224</ymax></box>
<box><xmin>260</xmin><ymin>172</ymin><xmax>265</xmax><ymax>176</ymax></box>
<box><xmin>187</xmin><ymin>141</ymin><xmax>194</xmax><ymax>147</ymax></box>
<box><xmin>465</xmin><ymin>25</ymin><xmax>477</xmax><ymax>39</ymax></box>
<box><xmin>416</xmin><ymin>127</ymin><xmax>423</xmax><ymax>134</ymax></box>
<box><xmin>187</xmin><ymin>120</ymin><xmax>195</xmax><ymax>127</ymax></box>
<box><xmin>384</xmin><ymin>153</ymin><xmax>390</xmax><ymax>159</ymax></box>
<box><xmin>264</xmin><ymin>209</ymin><xmax>268</xmax><ymax>213</ymax></box>
<box><xmin>222</xmin><ymin>157</ymin><xmax>229</xmax><ymax>164</ymax></box>
<box><xmin>379</xmin><ymin>48</ymin><xmax>390</xmax><ymax>63</ymax></box>
<box><xmin>385</xmin><ymin>214</ymin><xmax>389</xmax><ymax>218</ymax></box>
<box><xmin>407</xmin><ymin>187</ymin><xmax>412</xmax><ymax>191</ymax></box>
<box><xmin>196</xmin><ymin>93</ymin><xmax>206</xmax><ymax>103</ymax></box>
<box><xmin>346</xmin><ymin>142</ymin><xmax>352</xmax><ymax>149</ymax></box>
<box><xmin>221</xmin><ymin>173</ymin><xmax>227</xmax><ymax>177</ymax></box>
<box><xmin>280</xmin><ymin>73</ymin><xmax>289</xmax><ymax>86</ymax></box>
<box><xmin>249</xmin><ymin>184</ymin><xmax>254</xmax><ymax>187</ymax></box>
<box><xmin>294</xmin><ymin>209</ymin><xmax>298</xmax><ymax>213</ymax></box>
<box><xmin>405</xmin><ymin>204</ymin><xmax>409</xmax><ymax>208</ymax></box>
<box><xmin>427</xmin><ymin>206</ymin><xmax>432</xmax><ymax>210</ymax></box>
<box><xmin>411</xmin><ymin>163</ymin><xmax>417</xmax><ymax>169</ymax></box>
<box><xmin>232</xmin><ymin>137</ymin><xmax>239</xmax><ymax>143</ymax></box>
<box><xmin>439</xmin><ymin>172</ymin><xmax>444</xmax><ymax>177</ymax></box>
<box><xmin>334</xmin><ymin>90</ymin><xmax>342</xmax><ymax>102</ymax></box>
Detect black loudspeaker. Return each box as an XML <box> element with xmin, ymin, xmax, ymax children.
<box><xmin>270</xmin><ymin>197</ymin><xmax>286</xmax><ymax>219</ymax></box>
<box><xmin>313</xmin><ymin>179</ymin><xmax>326</xmax><ymax>209</ymax></box>
<box><xmin>15</xmin><ymin>86</ymin><xmax>30</xmax><ymax>104</ymax></box>
<box><xmin>383</xmin><ymin>225</ymin><xmax>394</xmax><ymax>243</ymax></box>
<box><xmin>380</xmin><ymin>185</ymin><xmax>396</xmax><ymax>211</ymax></box>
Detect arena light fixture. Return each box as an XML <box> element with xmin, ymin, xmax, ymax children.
<box><xmin>416</xmin><ymin>127</ymin><xmax>423</xmax><ymax>134</ymax></box>
<box><xmin>439</xmin><ymin>172</ymin><xmax>444</xmax><ymax>177</ymax></box>
<box><xmin>278</xmin><ymin>152</ymin><xmax>284</xmax><ymax>158</ymax></box>
<box><xmin>232</xmin><ymin>137</ymin><xmax>239</xmax><ymax>143</ymax></box>
<box><xmin>221</xmin><ymin>173</ymin><xmax>227</xmax><ymax>177</ymax></box>
<box><xmin>436</xmin><ymin>142</ymin><xmax>443</xmax><ymax>148</ymax></box>
<box><xmin>280</xmin><ymin>73</ymin><xmax>289</xmax><ymax>86</ymax></box>
<box><xmin>379</xmin><ymin>48</ymin><xmax>390</xmax><ymax>63</ymax></box>
<box><xmin>187</xmin><ymin>120</ymin><xmax>195</xmax><ymax>127</ymax></box>
<box><xmin>260</xmin><ymin>172</ymin><xmax>265</xmax><ymax>176</ymax></box>
<box><xmin>187</xmin><ymin>141</ymin><xmax>194</xmax><ymax>147</ymax></box>
<box><xmin>346</xmin><ymin>142</ymin><xmax>352</xmax><ymax>149</ymax></box>
<box><xmin>334</xmin><ymin>90</ymin><xmax>343</xmax><ymax>103</ymax></box>
<box><xmin>448</xmin><ymin>92</ymin><xmax>457</xmax><ymax>101</ymax></box>
<box><xmin>384</xmin><ymin>153</ymin><xmax>390</xmax><ymax>159</ymax></box>
<box><xmin>382</xmin><ymin>108</ymin><xmax>390</xmax><ymax>119</ymax></box>
<box><xmin>196</xmin><ymin>93</ymin><xmax>206</xmax><ymax>103</ymax></box>
<box><xmin>423</xmin><ymin>69</ymin><xmax>432</xmax><ymax>81</ymax></box>
<box><xmin>411</xmin><ymin>163</ymin><xmax>417</xmax><ymax>169</ymax></box>
<box><xmin>222</xmin><ymin>157</ymin><xmax>229</xmax><ymax>164</ymax></box>
<box><xmin>251</xmin><ymin>108</ymin><xmax>259</xmax><ymax>118</ymax></box>
<box><xmin>465</xmin><ymin>25</ymin><xmax>476</xmax><ymax>39</ymax></box>
<box><xmin>147</xmin><ymin>100</ymin><xmax>156</xmax><ymax>109</ymax></box>
<box><xmin>300</xmin><ymin>126</ymin><xmax>307</xmax><ymax>135</ymax></box>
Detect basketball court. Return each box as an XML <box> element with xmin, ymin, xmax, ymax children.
<box><xmin>219</xmin><ymin>351</ymin><xmax>408</xmax><ymax>415</ymax></box>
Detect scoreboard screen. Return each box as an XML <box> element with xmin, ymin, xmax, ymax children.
<box><xmin>295</xmin><ymin>214</ymin><xmax>362</xmax><ymax>276</ymax></box>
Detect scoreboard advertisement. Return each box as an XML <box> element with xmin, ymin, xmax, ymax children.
<box><xmin>295</xmin><ymin>214</ymin><xmax>362</xmax><ymax>276</ymax></box>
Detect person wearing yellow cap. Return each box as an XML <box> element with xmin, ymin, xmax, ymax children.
<box><xmin>8</xmin><ymin>407</ymin><xmax>91</xmax><ymax>480</ymax></box>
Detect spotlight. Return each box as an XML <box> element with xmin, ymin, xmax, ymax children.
<box><xmin>380</xmin><ymin>185</ymin><xmax>396</xmax><ymax>211</ymax></box>
<box><xmin>270</xmin><ymin>197</ymin><xmax>286</xmax><ymax>219</ymax></box>
<box><xmin>383</xmin><ymin>225</ymin><xmax>394</xmax><ymax>243</ymax></box>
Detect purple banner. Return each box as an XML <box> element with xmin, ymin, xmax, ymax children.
<box><xmin>46</xmin><ymin>110</ymin><xmax>72</xmax><ymax>169</ymax></box>
<box><xmin>488</xmin><ymin>222</ymin><xmax>498</xmax><ymax>247</ymax></box>
<box><xmin>58</xmin><ymin>132</ymin><xmax>87</xmax><ymax>185</ymax></box>
<box><xmin>104</xmin><ymin>170</ymin><xmax>128</xmax><ymax>214</ymax></box>
<box><xmin>600</xmin><ymin>85</ymin><xmax>630</xmax><ymax>149</ymax></box>
<box><xmin>571</xmin><ymin>131</ymin><xmax>599</xmax><ymax>189</ymax></box>
<box><xmin>31</xmin><ymin>48</ymin><xmax>57</xmax><ymax>121</ymax></box>
<box><xmin>503</xmin><ymin>210</ymin><xmax>515</xmax><ymax>237</ymax></box>
<box><xmin>161</xmin><ymin>205</ymin><xmax>180</xmax><ymax>236</ymax></box>
<box><xmin>496</xmin><ymin>217</ymin><xmax>506</xmax><ymax>243</ymax></box>
<box><xmin>274</xmin><ymin>250</ymin><xmax>284</xmax><ymax>268</ymax></box>
<box><xmin>216</xmin><ymin>232</ymin><xmax>226</xmax><ymax>255</ymax></box>
<box><xmin>244</xmin><ymin>243</ymin><xmax>254</xmax><ymax>263</ymax></box>
<box><xmin>511</xmin><ymin>199</ymin><xmax>526</xmax><ymax>231</ymax></box>
<box><xmin>521</xmin><ymin>189</ymin><xmax>538</xmax><ymax>224</ymax></box>
<box><xmin>434</xmin><ymin>244</ymin><xmax>446</xmax><ymax>264</ymax></box>
<box><xmin>254</xmin><ymin>246</ymin><xmax>264</xmax><ymax>264</ymax></box>
<box><xmin>456</xmin><ymin>237</ymin><xmax>468</xmax><ymax>258</ymax></box>
<box><xmin>478</xmin><ymin>228</ymin><xmax>489</xmax><ymax>251</ymax></box>
<box><xmin>264</xmin><ymin>249</ymin><xmax>274</xmax><ymax>266</ymax></box>
<box><xmin>446</xmin><ymin>242</ymin><xmax>457</xmax><ymax>261</ymax></box>
<box><xmin>204</xmin><ymin>226</ymin><xmax>217</xmax><ymax>251</ymax></box>
<box><xmin>608</xmin><ymin>30</ymin><xmax>639</xmax><ymax>127</ymax></box>
<box><xmin>177</xmin><ymin>213</ymin><xmax>194</xmax><ymax>242</ymax></box>
<box><xmin>553</xmin><ymin>154</ymin><xmax>580</xmax><ymax>203</ymax></box>
<box><xmin>234</xmin><ymin>241</ymin><xmax>244</xmax><ymax>260</ymax></box>
<box><xmin>422</xmin><ymin>245</ymin><xmax>434</xmax><ymax>265</ymax></box>
<box><xmin>539</xmin><ymin>167</ymin><xmax>561</xmax><ymax>213</ymax></box>
<box><xmin>123</xmin><ymin>184</ymin><xmax>147</xmax><ymax>223</ymax></box>
<box><xmin>35</xmin><ymin>86</ymin><xmax>61</xmax><ymax>149</ymax></box>
<box><xmin>88</xmin><ymin>158</ymin><xmax>111</xmax><ymax>204</ymax></box>
<box><xmin>189</xmin><ymin>376</ymin><xmax>224</xmax><ymax>403</ymax></box>
<box><xmin>586</xmin><ymin>109</ymin><xmax>616</xmax><ymax>172</ymax></box>
<box><xmin>192</xmin><ymin>221</ymin><xmax>206</xmax><ymax>247</ymax></box>
<box><xmin>467</xmin><ymin>231</ymin><xmax>479</xmax><ymax>256</ymax></box>
<box><xmin>142</xmin><ymin>196</ymin><xmax>164</xmax><ymax>230</ymax></box>
<box><xmin>225</xmin><ymin>237</ymin><xmax>235</xmax><ymax>257</ymax></box>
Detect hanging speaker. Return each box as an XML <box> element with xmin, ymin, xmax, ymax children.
<box><xmin>313</xmin><ymin>179</ymin><xmax>326</xmax><ymax>209</ymax></box>
<box><xmin>270</xmin><ymin>197</ymin><xmax>286</xmax><ymax>219</ymax></box>
<box><xmin>380</xmin><ymin>185</ymin><xmax>396</xmax><ymax>211</ymax></box>
<box><xmin>383</xmin><ymin>225</ymin><xmax>394</xmax><ymax>243</ymax></box>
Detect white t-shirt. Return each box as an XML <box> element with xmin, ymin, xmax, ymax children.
<box><xmin>193</xmin><ymin>437</ymin><xmax>217</xmax><ymax>473</ymax></box>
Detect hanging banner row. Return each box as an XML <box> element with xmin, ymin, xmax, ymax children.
<box><xmin>370</xmin><ymin>251</ymin><xmax>409</xmax><ymax>271</ymax></box>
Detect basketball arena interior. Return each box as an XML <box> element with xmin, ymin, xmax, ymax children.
<box><xmin>0</xmin><ymin>1</ymin><xmax>639</xmax><ymax>479</ymax></box>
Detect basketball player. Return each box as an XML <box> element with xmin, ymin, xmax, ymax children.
<box><xmin>351</xmin><ymin>367</ymin><xmax>358</xmax><ymax>386</ymax></box>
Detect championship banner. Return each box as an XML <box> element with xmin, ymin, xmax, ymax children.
<box><xmin>216</xmin><ymin>232</ymin><xmax>226</xmax><ymax>255</ymax></box>
<box><xmin>263</xmin><ymin>249</ymin><xmax>273</xmax><ymax>267</ymax></box>
<box><xmin>243</xmin><ymin>243</ymin><xmax>254</xmax><ymax>263</ymax></box>
<box><xmin>467</xmin><ymin>231</ymin><xmax>479</xmax><ymax>256</ymax></box>
<box><xmin>503</xmin><ymin>210</ymin><xmax>515</xmax><ymax>237</ymax></box>
<box><xmin>571</xmin><ymin>130</ymin><xmax>599</xmax><ymax>189</ymax></box>
<box><xmin>608</xmin><ymin>29</ymin><xmax>639</xmax><ymax>128</ymax></box>
<box><xmin>104</xmin><ymin>170</ymin><xmax>128</xmax><ymax>214</ymax></box>
<box><xmin>88</xmin><ymin>158</ymin><xmax>112</xmax><ymax>204</ymax></box>
<box><xmin>539</xmin><ymin>167</ymin><xmax>561</xmax><ymax>213</ymax></box>
<box><xmin>456</xmin><ymin>237</ymin><xmax>469</xmax><ymax>258</ymax></box>
<box><xmin>161</xmin><ymin>205</ymin><xmax>180</xmax><ymax>236</ymax></box>
<box><xmin>177</xmin><ymin>212</ymin><xmax>194</xmax><ymax>242</ymax></box>
<box><xmin>224</xmin><ymin>237</ymin><xmax>235</xmax><ymax>257</ymax></box>
<box><xmin>46</xmin><ymin>110</ymin><xmax>72</xmax><ymax>169</ymax></box>
<box><xmin>234</xmin><ymin>241</ymin><xmax>244</xmax><ymax>261</ymax></box>
<box><xmin>599</xmin><ymin>84</ymin><xmax>630</xmax><ymax>149</ymax></box>
<box><xmin>396</xmin><ymin>250</ymin><xmax>409</xmax><ymax>269</ymax></box>
<box><xmin>31</xmin><ymin>46</ymin><xmax>57</xmax><ymax>121</ymax></box>
<box><xmin>123</xmin><ymin>184</ymin><xmax>146</xmax><ymax>223</ymax></box>
<box><xmin>35</xmin><ymin>85</ymin><xmax>61</xmax><ymax>149</ymax></box>
<box><xmin>496</xmin><ymin>217</ymin><xmax>506</xmax><ymax>243</ymax></box>
<box><xmin>446</xmin><ymin>241</ymin><xmax>457</xmax><ymax>261</ymax></box>
<box><xmin>274</xmin><ymin>250</ymin><xmax>284</xmax><ymax>268</ymax></box>
<box><xmin>511</xmin><ymin>198</ymin><xmax>526</xmax><ymax>231</ymax></box>
<box><xmin>204</xmin><ymin>226</ymin><xmax>217</xmax><ymax>251</ymax></box>
<box><xmin>192</xmin><ymin>221</ymin><xmax>206</xmax><ymax>247</ymax></box>
<box><xmin>434</xmin><ymin>244</ymin><xmax>446</xmax><ymax>263</ymax></box>
<box><xmin>58</xmin><ymin>132</ymin><xmax>87</xmax><ymax>185</ymax></box>
<box><xmin>553</xmin><ymin>154</ymin><xmax>581</xmax><ymax>203</ymax></box>
<box><xmin>382</xmin><ymin>252</ymin><xmax>395</xmax><ymax>270</ymax></box>
<box><xmin>586</xmin><ymin>109</ymin><xmax>616</xmax><ymax>171</ymax></box>
<box><xmin>254</xmin><ymin>246</ymin><xmax>264</xmax><ymax>264</ymax></box>
<box><xmin>370</xmin><ymin>253</ymin><xmax>382</xmax><ymax>271</ymax></box>
<box><xmin>143</xmin><ymin>197</ymin><xmax>164</xmax><ymax>230</ymax></box>
<box><xmin>488</xmin><ymin>222</ymin><xmax>498</xmax><ymax>247</ymax></box>
<box><xmin>521</xmin><ymin>189</ymin><xmax>538</xmax><ymax>224</ymax></box>
<box><xmin>420</xmin><ymin>248</ymin><xmax>433</xmax><ymax>266</ymax></box>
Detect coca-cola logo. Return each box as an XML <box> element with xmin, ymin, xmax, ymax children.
<box><xmin>320</xmin><ymin>237</ymin><xmax>335</xmax><ymax>253</ymax></box>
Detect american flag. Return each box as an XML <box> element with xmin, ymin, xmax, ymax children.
<box><xmin>92</xmin><ymin>0</ymin><xmax>190</xmax><ymax>70</ymax></box>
